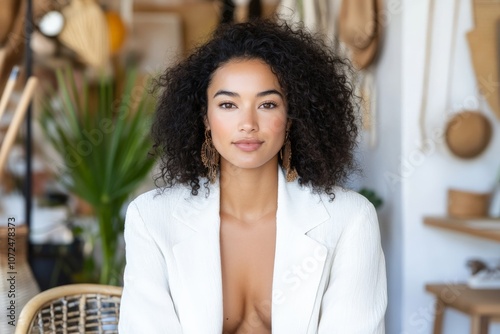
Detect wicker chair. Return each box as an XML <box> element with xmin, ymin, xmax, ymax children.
<box><xmin>15</xmin><ymin>284</ymin><xmax>123</xmax><ymax>334</ymax></box>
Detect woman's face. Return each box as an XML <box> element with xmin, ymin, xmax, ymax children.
<box><xmin>206</xmin><ymin>58</ymin><xmax>288</xmax><ymax>171</ymax></box>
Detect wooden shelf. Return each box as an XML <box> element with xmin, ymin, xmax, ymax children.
<box><xmin>424</xmin><ymin>220</ymin><xmax>500</xmax><ymax>332</ymax></box>
<box><xmin>424</xmin><ymin>216</ymin><xmax>500</xmax><ymax>243</ymax></box>
<box><xmin>426</xmin><ymin>283</ymin><xmax>500</xmax><ymax>314</ymax></box>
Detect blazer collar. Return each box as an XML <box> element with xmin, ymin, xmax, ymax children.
<box><xmin>171</xmin><ymin>167</ymin><xmax>330</xmax><ymax>333</ymax></box>
<box><xmin>275</xmin><ymin>167</ymin><xmax>330</xmax><ymax>234</ymax></box>
<box><xmin>172</xmin><ymin>168</ymin><xmax>329</xmax><ymax>233</ymax></box>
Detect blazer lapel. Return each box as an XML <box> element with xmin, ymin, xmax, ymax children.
<box><xmin>272</xmin><ymin>169</ymin><xmax>330</xmax><ymax>333</ymax></box>
<box><xmin>171</xmin><ymin>184</ymin><xmax>223</xmax><ymax>334</ymax></box>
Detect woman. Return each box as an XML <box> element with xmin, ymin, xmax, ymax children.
<box><xmin>118</xmin><ymin>19</ymin><xmax>387</xmax><ymax>333</ymax></box>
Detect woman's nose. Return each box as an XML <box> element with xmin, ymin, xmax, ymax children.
<box><xmin>238</xmin><ymin>108</ymin><xmax>258</xmax><ymax>133</ymax></box>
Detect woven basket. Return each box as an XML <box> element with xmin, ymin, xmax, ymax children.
<box><xmin>0</xmin><ymin>224</ymin><xmax>40</xmax><ymax>334</ymax></box>
<box><xmin>447</xmin><ymin>188</ymin><xmax>491</xmax><ymax>218</ymax></box>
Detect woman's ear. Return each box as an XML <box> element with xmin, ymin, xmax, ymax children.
<box><xmin>286</xmin><ymin>119</ymin><xmax>292</xmax><ymax>131</ymax></box>
<box><xmin>203</xmin><ymin>116</ymin><xmax>210</xmax><ymax>130</ymax></box>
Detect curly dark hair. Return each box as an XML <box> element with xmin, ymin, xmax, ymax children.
<box><xmin>151</xmin><ymin>18</ymin><xmax>360</xmax><ymax>199</ymax></box>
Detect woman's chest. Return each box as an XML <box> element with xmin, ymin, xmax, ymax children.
<box><xmin>219</xmin><ymin>215</ymin><xmax>276</xmax><ymax>334</ymax></box>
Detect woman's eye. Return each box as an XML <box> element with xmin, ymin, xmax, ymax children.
<box><xmin>219</xmin><ymin>102</ymin><xmax>235</xmax><ymax>109</ymax></box>
<box><xmin>260</xmin><ymin>102</ymin><xmax>277</xmax><ymax>109</ymax></box>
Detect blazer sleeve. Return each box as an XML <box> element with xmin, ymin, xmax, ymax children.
<box><xmin>118</xmin><ymin>201</ymin><xmax>183</xmax><ymax>334</ymax></box>
<box><xmin>317</xmin><ymin>201</ymin><xmax>387</xmax><ymax>334</ymax></box>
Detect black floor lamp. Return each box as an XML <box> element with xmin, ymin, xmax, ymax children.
<box><xmin>24</xmin><ymin>0</ymin><xmax>33</xmax><ymax>263</ymax></box>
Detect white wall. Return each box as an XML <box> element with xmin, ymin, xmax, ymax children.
<box><xmin>399</xmin><ymin>0</ymin><xmax>500</xmax><ymax>333</ymax></box>
<box><xmin>358</xmin><ymin>0</ymin><xmax>500</xmax><ymax>333</ymax></box>
<box><xmin>354</xmin><ymin>1</ymin><xmax>403</xmax><ymax>334</ymax></box>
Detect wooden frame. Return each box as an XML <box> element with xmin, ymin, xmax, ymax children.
<box><xmin>15</xmin><ymin>284</ymin><xmax>123</xmax><ymax>334</ymax></box>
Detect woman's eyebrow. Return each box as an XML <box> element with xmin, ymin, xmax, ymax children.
<box><xmin>213</xmin><ymin>89</ymin><xmax>283</xmax><ymax>98</ymax></box>
<box><xmin>213</xmin><ymin>90</ymin><xmax>238</xmax><ymax>98</ymax></box>
<box><xmin>256</xmin><ymin>89</ymin><xmax>283</xmax><ymax>98</ymax></box>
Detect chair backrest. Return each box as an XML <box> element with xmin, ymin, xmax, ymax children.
<box><xmin>15</xmin><ymin>284</ymin><xmax>123</xmax><ymax>334</ymax></box>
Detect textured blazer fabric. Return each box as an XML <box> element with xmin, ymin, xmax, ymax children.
<box><xmin>118</xmin><ymin>168</ymin><xmax>387</xmax><ymax>333</ymax></box>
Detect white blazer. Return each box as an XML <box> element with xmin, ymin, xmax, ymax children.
<box><xmin>118</xmin><ymin>168</ymin><xmax>387</xmax><ymax>333</ymax></box>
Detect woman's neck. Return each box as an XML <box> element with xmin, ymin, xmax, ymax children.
<box><xmin>219</xmin><ymin>158</ymin><xmax>279</xmax><ymax>224</ymax></box>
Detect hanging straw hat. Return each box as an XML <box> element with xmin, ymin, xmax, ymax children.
<box><xmin>338</xmin><ymin>0</ymin><xmax>384</xmax><ymax>70</ymax></box>
<box><xmin>58</xmin><ymin>0</ymin><xmax>109</xmax><ymax>68</ymax></box>
<box><xmin>0</xmin><ymin>0</ymin><xmax>19</xmax><ymax>46</ymax></box>
<box><xmin>466</xmin><ymin>0</ymin><xmax>500</xmax><ymax>120</ymax></box>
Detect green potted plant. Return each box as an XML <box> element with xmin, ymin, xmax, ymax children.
<box><xmin>39</xmin><ymin>68</ymin><xmax>156</xmax><ymax>285</ymax></box>
<box><xmin>359</xmin><ymin>188</ymin><xmax>383</xmax><ymax>209</ymax></box>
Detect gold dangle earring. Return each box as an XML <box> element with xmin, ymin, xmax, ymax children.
<box><xmin>201</xmin><ymin>128</ymin><xmax>220</xmax><ymax>184</ymax></box>
<box><xmin>281</xmin><ymin>129</ymin><xmax>298</xmax><ymax>182</ymax></box>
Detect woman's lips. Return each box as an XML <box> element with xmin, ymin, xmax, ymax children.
<box><xmin>233</xmin><ymin>139</ymin><xmax>263</xmax><ymax>152</ymax></box>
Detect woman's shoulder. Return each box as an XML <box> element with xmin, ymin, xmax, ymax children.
<box><xmin>314</xmin><ymin>186</ymin><xmax>379</xmax><ymax>233</ymax></box>
<box><xmin>319</xmin><ymin>186</ymin><xmax>376</xmax><ymax>216</ymax></box>
<box><xmin>127</xmin><ymin>184</ymin><xmax>192</xmax><ymax>214</ymax></box>
<box><xmin>306</xmin><ymin>186</ymin><xmax>380</xmax><ymax>247</ymax></box>
<box><xmin>124</xmin><ymin>184</ymin><xmax>196</xmax><ymax>243</ymax></box>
